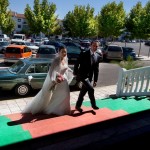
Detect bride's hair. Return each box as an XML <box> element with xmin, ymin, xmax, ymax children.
<box><xmin>58</xmin><ymin>46</ymin><xmax>66</xmax><ymax>52</ymax></box>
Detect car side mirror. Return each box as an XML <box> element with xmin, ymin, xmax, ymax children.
<box><xmin>28</xmin><ymin>75</ymin><xmax>33</xmax><ymax>85</ymax></box>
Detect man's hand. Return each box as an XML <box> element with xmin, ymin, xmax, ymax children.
<box><xmin>93</xmin><ymin>82</ymin><xmax>97</xmax><ymax>87</ymax></box>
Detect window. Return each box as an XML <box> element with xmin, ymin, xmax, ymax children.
<box><xmin>9</xmin><ymin>60</ymin><xmax>25</xmax><ymax>73</ymax></box>
<box><xmin>6</xmin><ymin>47</ymin><xmax>21</xmax><ymax>53</ymax></box>
<box><xmin>108</xmin><ymin>46</ymin><xmax>122</xmax><ymax>52</ymax></box>
<box><xmin>27</xmin><ymin>64</ymin><xmax>49</xmax><ymax>73</ymax></box>
<box><xmin>67</xmin><ymin>46</ymin><xmax>81</xmax><ymax>54</ymax></box>
<box><xmin>24</xmin><ymin>47</ymin><xmax>31</xmax><ymax>53</ymax></box>
<box><xmin>18</xmin><ymin>25</ymin><xmax>21</xmax><ymax>28</ymax></box>
<box><xmin>18</xmin><ymin>19</ymin><xmax>21</xmax><ymax>22</ymax></box>
<box><xmin>38</xmin><ymin>48</ymin><xmax>56</xmax><ymax>54</ymax></box>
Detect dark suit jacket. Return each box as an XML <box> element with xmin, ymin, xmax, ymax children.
<box><xmin>74</xmin><ymin>50</ymin><xmax>101</xmax><ymax>82</ymax></box>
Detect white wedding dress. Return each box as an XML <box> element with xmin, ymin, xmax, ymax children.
<box><xmin>22</xmin><ymin>56</ymin><xmax>74</xmax><ymax>116</ymax></box>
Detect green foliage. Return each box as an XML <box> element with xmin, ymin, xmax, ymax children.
<box><xmin>111</xmin><ymin>56</ymin><xmax>143</xmax><ymax>70</ymax></box>
<box><xmin>24</xmin><ymin>0</ymin><xmax>59</xmax><ymax>35</ymax></box>
<box><xmin>142</xmin><ymin>1</ymin><xmax>150</xmax><ymax>39</ymax></box>
<box><xmin>97</xmin><ymin>1</ymin><xmax>126</xmax><ymax>38</ymax></box>
<box><xmin>63</xmin><ymin>4</ymin><xmax>97</xmax><ymax>38</ymax></box>
<box><xmin>0</xmin><ymin>0</ymin><xmax>15</xmax><ymax>34</ymax></box>
<box><xmin>125</xmin><ymin>2</ymin><xmax>145</xmax><ymax>39</ymax></box>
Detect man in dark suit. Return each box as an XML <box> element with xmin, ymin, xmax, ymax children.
<box><xmin>73</xmin><ymin>40</ymin><xmax>102</xmax><ymax>112</ymax></box>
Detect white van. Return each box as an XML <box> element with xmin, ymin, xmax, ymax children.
<box><xmin>0</xmin><ymin>34</ymin><xmax>9</xmax><ymax>41</ymax></box>
<box><xmin>11</xmin><ymin>34</ymin><xmax>26</xmax><ymax>42</ymax></box>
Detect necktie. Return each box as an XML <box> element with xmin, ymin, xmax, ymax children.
<box><xmin>91</xmin><ymin>54</ymin><xmax>96</xmax><ymax>65</ymax></box>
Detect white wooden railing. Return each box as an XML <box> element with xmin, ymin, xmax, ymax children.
<box><xmin>116</xmin><ymin>66</ymin><xmax>150</xmax><ymax>97</ymax></box>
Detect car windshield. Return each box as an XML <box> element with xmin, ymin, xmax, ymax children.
<box><xmin>8</xmin><ymin>60</ymin><xmax>25</xmax><ymax>73</ymax></box>
<box><xmin>11</xmin><ymin>41</ymin><xmax>25</xmax><ymax>45</ymax></box>
<box><xmin>38</xmin><ymin>47</ymin><xmax>56</xmax><ymax>54</ymax></box>
<box><xmin>25</xmin><ymin>42</ymin><xmax>35</xmax><ymax>46</ymax></box>
<box><xmin>35</xmin><ymin>39</ymin><xmax>42</xmax><ymax>42</ymax></box>
<box><xmin>122</xmin><ymin>47</ymin><xmax>134</xmax><ymax>52</ymax></box>
<box><xmin>0</xmin><ymin>41</ymin><xmax>9</xmax><ymax>46</ymax></box>
<box><xmin>13</xmin><ymin>36</ymin><xmax>23</xmax><ymax>39</ymax></box>
<box><xmin>80</xmin><ymin>42</ymin><xmax>90</xmax><ymax>47</ymax></box>
<box><xmin>67</xmin><ymin>46</ymin><xmax>81</xmax><ymax>54</ymax></box>
<box><xmin>108</xmin><ymin>46</ymin><xmax>122</xmax><ymax>51</ymax></box>
<box><xmin>6</xmin><ymin>47</ymin><xmax>21</xmax><ymax>53</ymax></box>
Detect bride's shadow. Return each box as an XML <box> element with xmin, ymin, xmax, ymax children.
<box><xmin>7</xmin><ymin>113</ymin><xmax>58</xmax><ymax>126</ymax></box>
<box><xmin>7</xmin><ymin>109</ymin><xmax>96</xmax><ymax>126</ymax></box>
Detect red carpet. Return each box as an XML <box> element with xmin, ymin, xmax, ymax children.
<box><xmin>6</xmin><ymin>106</ymin><xmax>128</xmax><ymax>138</ymax></box>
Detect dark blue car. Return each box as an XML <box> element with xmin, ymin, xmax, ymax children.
<box><xmin>122</xmin><ymin>47</ymin><xmax>136</xmax><ymax>60</ymax></box>
<box><xmin>45</xmin><ymin>40</ymin><xmax>66</xmax><ymax>52</ymax></box>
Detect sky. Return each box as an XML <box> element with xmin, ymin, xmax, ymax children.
<box><xmin>9</xmin><ymin>0</ymin><xmax>148</xmax><ymax>19</ymax></box>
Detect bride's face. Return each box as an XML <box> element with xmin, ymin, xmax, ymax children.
<box><xmin>59</xmin><ymin>48</ymin><xmax>67</xmax><ymax>58</ymax></box>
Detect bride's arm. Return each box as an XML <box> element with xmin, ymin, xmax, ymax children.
<box><xmin>49</xmin><ymin>57</ymin><xmax>60</xmax><ymax>83</ymax></box>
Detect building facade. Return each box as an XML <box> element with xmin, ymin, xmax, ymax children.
<box><xmin>11</xmin><ymin>12</ymin><xmax>28</xmax><ymax>34</ymax></box>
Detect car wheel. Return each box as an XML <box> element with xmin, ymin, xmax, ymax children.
<box><xmin>15</xmin><ymin>84</ymin><xmax>31</xmax><ymax>96</ymax></box>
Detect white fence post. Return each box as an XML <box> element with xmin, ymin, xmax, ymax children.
<box><xmin>116</xmin><ymin>66</ymin><xmax>150</xmax><ymax>97</ymax></box>
<box><xmin>116</xmin><ymin>68</ymin><xmax>126</xmax><ymax>97</ymax></box>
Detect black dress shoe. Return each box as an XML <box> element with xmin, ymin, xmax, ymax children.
<box><xmin>92</xmin><ymin>106</ymin><xmax>99</xmax><ymax>110</ymax></box>
<box><xmin>75</xmin><ymin>106</ymin><xmax>83</xmax><ymax>112</ymax></box>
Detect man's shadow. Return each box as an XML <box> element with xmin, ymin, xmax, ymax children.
<box><xmin>71</xmin><ymin>109</ymin><xmax>96</xmax><ymax>117</ymax></box>
<box><xmin>7</xmin><ymin>109</ymin><xmax>96</xmax><ymax>126</ymax></box>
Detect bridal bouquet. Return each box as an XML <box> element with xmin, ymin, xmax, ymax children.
<box><xmin>49</xmin><ymin>74</ymin><xmax>64</xmax><ymax>91</ymax></box>
<box><xmin>56</xmin><ymin>74</ymin><xmax>64</xmax><ymax>83</ymax></box>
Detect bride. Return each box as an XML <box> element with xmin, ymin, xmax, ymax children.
<box><xmin>22</xmin><ymin>46</ymin><xmax>74</xmax><ymax>116</ymax></box>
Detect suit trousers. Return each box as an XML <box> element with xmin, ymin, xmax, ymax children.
<box><xmin>76</xmin><ymin>78</ymin><xmax>96</xmax><ymax>108</ymax></box>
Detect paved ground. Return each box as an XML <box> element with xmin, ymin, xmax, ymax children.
<box><xmin>0</xmin><ymin>85</ymin><xmax>116</xmax><ymax>116</ymax></box>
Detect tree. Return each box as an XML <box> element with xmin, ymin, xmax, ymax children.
<box><xmin>63</xmin><ymin>4</ymin><xmax>97</xmax><ymax>38</ymax></box>
<box><xmin>142</xmin><ymin>1</ymin><xmax>150</xmax><ymax>39</ymax></box>
<box><xmin>24</xmin><ymin>0</ymin><xmax>59</xmax><ymax>36</ymax></box>
<box><xmin>125</xmin><ymin>2</ymin><xmax>145</xmax><ymax>56</ymax></box>
<box><xmin>97</xmin><ymin>1</ymin><xmax>126</xmax><ymax>41</ymax></box>
<box><xmin>0</xmin><ymin>0</ymin><xmax>15</xmax><ymax>34</ymax></box>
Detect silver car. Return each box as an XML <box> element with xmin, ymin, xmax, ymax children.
<box><xmin>102</xmin><ymin>44</ymin><xmax>123</xmax><ymax>61</ymax></box>
<box><xmin>0</xmin><ymin>41</ymin><xmax>10</xmax><ymax>54</ymax></box>
<box><xmin>36</xmin><ymin>45</ymin><xmax>58</xmax><ymax>59</ymax></box>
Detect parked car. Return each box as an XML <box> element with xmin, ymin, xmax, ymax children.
<box><xmin>4</xmin><ymin>44</ymin><xmax>32</xmax><ymax>64</ymax></box>
<box><xmin>80</xmin><ymin>40</ymin><xmax>91</xmax><ymax>50</ymax></box>
<box><xmin>11</xmin><ymin>34</ymin><xmax>26</xmax><ymax>42</ymax></box>
<box><xmin>36</xmin><ymin>45</ymin><xmax>57</xmax><ymax>59</ymax></box>
<box><xmin>122</xmin><ymin>47</ymin><xmax>137</xmax><ymax>60</ymax></box>
<box><xmin>0</xmin><ymin>34</ymin><xmax>10</xmax><ymax>41</ymax></box>
<box><xmin>66</xmin><ymin>45</ymin><xmax>85</xmax><ymax>64</ymax></box>
<box><xmin>62</xmin><ymin>41</ymin><xmax>81</xmax><ymax>47</ymax></box>
<box><xmin>0</xmin><ymin>41</ymin><xmax>10</xmax><ymax>54</ymax></box>
<box><xmin>11</xmin><ymin>40</ymin><xmax>39</xmax><ymax>54</ymax></box>
<box><xmin>34</xmin><ymin>38</ymin><xmax>44</xmax><ymax>46</ymax></box>
<box><xmin>145</xmin><ymin>40</ymin><xmax>150</xmax><ymax>46</ymax></box>
<box><xmin>0</xmin><ymin>58</ymin><xmax>79</xmax><ymax>96</ymax></box>
<box><xmin>102</xmin><ymin>44</ymin><xmax>123</xmax><ymax>61</ymax></box>
<box><xmin>45</xmin><ymin>40</ymin><xmax>66</xmax><ymax>52</ymax></box>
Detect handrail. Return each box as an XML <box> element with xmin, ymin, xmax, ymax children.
<box><xmin>116</xmin><ymin>66</ymin><xmax>150</xmax><ymax>97</ymax></box>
